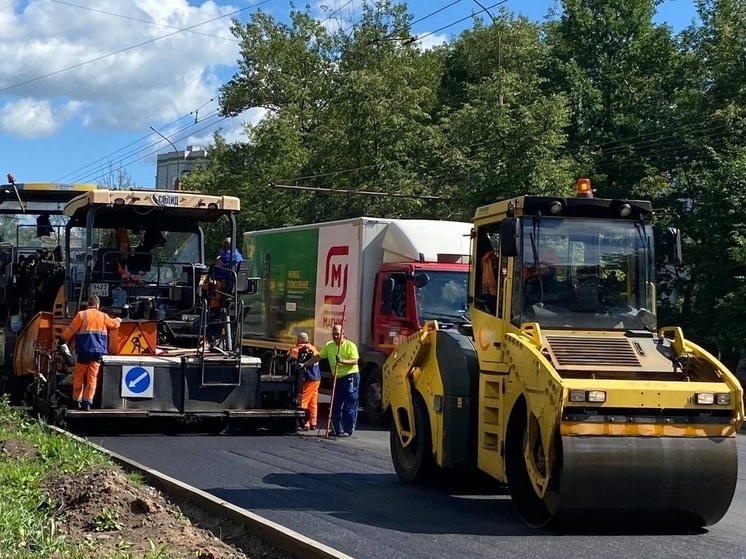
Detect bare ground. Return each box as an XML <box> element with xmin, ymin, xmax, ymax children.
<box><xmin>4</xmin><ymin>437</ymin><xmax>295</xmax><ymax>559</ymax></box>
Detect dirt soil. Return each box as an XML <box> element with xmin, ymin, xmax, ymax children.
<box><xmin>1</xmin><ymin>437</ymin><xmax>39</xmax><ymax>459</ymax></box>
<box><xmin>1</xmin><ymin>436</ymin><xmax>293</xmax><ymax>559</ymax></box>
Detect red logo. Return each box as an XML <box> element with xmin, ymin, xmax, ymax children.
<box><xmin>324</xmin><ymin>246</ymin><xmax>348</xmax><ymax>304</ymax></box>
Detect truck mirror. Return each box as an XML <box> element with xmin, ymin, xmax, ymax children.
<box><xmin>236</xmin><ymin>272</ymin><xmax>259</xmax><ymax>295</ymax></box>
<box><xmin>500</xmin><ymin>218</ymin><xmax>518</xmax><ymax>257</ymax></box>
<box><xmin>413</xmin><ymin>272</ymin><xmax>430</xmax><ymax>288</ymax></box>
<box><xmin>666</xmin><ymin>227</ymin><xmax>683</xmax><ymax>266</ymax></box>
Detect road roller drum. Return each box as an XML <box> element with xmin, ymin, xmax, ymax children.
<box><xmin>511</xmin><ymin>434</ymin><xmax>738</xmax><ymax>528</ymax></box>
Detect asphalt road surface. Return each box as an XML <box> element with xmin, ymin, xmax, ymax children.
<box><xmin>91</xmin><ymin>422</ymin><xmax>746</xmax><ymax>559</ymax></box>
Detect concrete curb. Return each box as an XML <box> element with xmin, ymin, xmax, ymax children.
<box><xmin>51</xmin><ymin>426</ymin><xmax>355</xmax><ymax>559</ymax></box>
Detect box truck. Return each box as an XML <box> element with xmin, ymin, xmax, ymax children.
<box><xmin>241</xmin><ymin>217</ymin><xmax>471</xmax><ymax>422</ymax></box>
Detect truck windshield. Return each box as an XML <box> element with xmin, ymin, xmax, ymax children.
<box><xmin>416</xmin><ymin>270</ymin><xmax>469</xmax><ymax>323</ymax></box>
<box><xmin>512</xmin><ymin>216</ymin><xmax>656</xmax><ymax>331</ymax></box>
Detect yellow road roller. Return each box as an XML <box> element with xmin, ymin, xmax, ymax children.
<box><xmin>383</xmin><ymin>180</ymin><xmax>743</xmax><ymax>528</ymax></box>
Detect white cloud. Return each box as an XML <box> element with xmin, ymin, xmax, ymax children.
<box><xmin>0</xmin><ymin>98</ymin><xmax>83</xmax><ymax>137</ymax></box>
<box><xmin>0</xmin><ymin>0</ymin><xmax>242</xmax><ymax>133</ymax></box>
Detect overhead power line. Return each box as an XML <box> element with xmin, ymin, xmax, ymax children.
<box><xmin>342</xmin><ymin>0</ymin><xmax>466</xmax><ymax>40</ymax></box>
<box><xmin>271</xmin><ymin>183</ymin><xmax>445</xmax><ymax>200</ymax></box>
<box><xmin>413</xmin><ymin>0</ymin><xmax>509</xmax><ymax>45</ymax></box>
<box><xmin>70</xmin><ymin>111</ymin><xmax>225</xmax><ymax>185</ymax></box>
<box><xmin>71</xmin><ymin>116</ymin><xmax>223</xmax><ymax>186</ymax></box>
<box><xmin>409</xmin><ymin>0</ymin><xmax>465</xmax><ymax>27</ymax></box>
<box><xmin>52</xmin><ymin>0</ymin><xmax>282</xmax><ymax>184</ymax></box>
<box><xmin>49</xmin><ymin>0</ymin><xmax>240</xmax><ymax>43</ymax></box>
<box><xmin>55</xmin><ymin>97</ymin><xmax>221</xmax><ymax>183</ymax></box>
<box><xmin>0</xmin><ymin>0</ymin><xmax>275</xmax><ymax>94</ymax></box>
<box><xmin>319</xmin><ymin>0</ymin><xmax>356</xmax><ymax>26</ymax></box>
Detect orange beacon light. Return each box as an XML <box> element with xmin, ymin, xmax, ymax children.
<box><xmin>576</xmin><ymin>178</ymin><xmax>593</xmax><ymax>198</ymax></box>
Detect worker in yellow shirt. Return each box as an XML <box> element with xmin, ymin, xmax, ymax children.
<box><xmin>300</xmin><ymin>324</ymin><xmax>359</xmax><ymax>437</ymax></box>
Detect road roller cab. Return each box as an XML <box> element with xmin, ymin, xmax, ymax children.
<box><xmin>383</xmin><ymin>180</ymin><xmax>744</xmax><ymax>528</ymax></box>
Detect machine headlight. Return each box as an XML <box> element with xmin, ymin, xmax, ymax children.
<box><xmin>569</xmin><ymin>390</ymin><xmax>586</xmax><ymax>402</ymax></box>
<box><xmin>568</xmin><ymin>389</ymin><xmax>607</xmax><ymax>403</ymax></box>
<box><xmin>696</xmin><ymin>392</ymin><xmax>715</xmax><ymax>405</ymax></box>
<box><xmin>716</xmin><ymin>393</ymin><xmax>731</xmax><ymax>405</ymax></box>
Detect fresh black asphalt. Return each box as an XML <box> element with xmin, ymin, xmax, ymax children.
<box><xmin>90</xmin><ymin>425</ymin><xmax>746</xmax><ymax>559</ymax></box>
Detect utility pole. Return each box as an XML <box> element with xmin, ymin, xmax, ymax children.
<box><xmin>150</xmin><ymin>126</ymin><xmax>181</xmax><ymax>190</ymax></box>
<box><xmin>473</xmin><ymin>0</ymin><xmax>503</xmax><ymax>106</ymax></box>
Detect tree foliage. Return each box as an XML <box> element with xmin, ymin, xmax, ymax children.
<box><xmin>182</xmin><ymin>0</ymin><xmax>746</xmax><ymax>362</ymax></box>
<box><xmin>663</xmin><ymin>0</ymin><xmax>746</xmax><ymax>360</ymax></box>
<box><xmin>438</xmin><ymin>13</ymin><xmax>575</xmax><ymax>208</ymax></box>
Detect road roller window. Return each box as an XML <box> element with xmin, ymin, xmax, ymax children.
<box><xmin>513</xmin><ymin>217</ymin><xmax>655</xmax><ymax>330</ymax></box>
<box><xmin>475</xmin><ymin>225</ymin><xmax>505</xmax><ymax>317</ymax></box>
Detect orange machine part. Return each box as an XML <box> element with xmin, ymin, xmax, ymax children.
<box><xmin>13</xmin><ymin>312</ymin><xmax>54</xmax><ymax>377</ymax></box>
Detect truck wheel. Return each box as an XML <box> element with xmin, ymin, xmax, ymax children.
<box><xmin>390</xmin><ymin>393</ymin><xmax>435</xmax><ymax>484</ymax></box>
<box><xmin>362</xmin><ymin>365</ymin><xmax>385</xmax><ymax>425</ymax></box>
<box><xmin>505</xmin><ymin>399</ymin><xmax>552</xmax><ymax>527</ymax></box>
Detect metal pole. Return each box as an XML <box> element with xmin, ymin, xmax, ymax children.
<box><xmin>473</xmin><ymin>0</ymin><xmax>503</xmax><ymax>106</ymax></box>
<box><xmin>150</xmin><ymin>126</ymin><xmax>181</xmax><ymax>190</ymax></box>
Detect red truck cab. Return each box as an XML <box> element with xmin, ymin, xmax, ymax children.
<box><xmin>373</xmin><ymin>262</ymin><xmax>469</xmax><ymax>352</ymax></box>
<box><xmin>355</xmin><ymin>261</ymin><xmax>468</xmax><ymax>423</ymax></box>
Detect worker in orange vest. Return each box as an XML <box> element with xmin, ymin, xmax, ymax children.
<box><xmin>288</xmin><ymin>333</ymin><xmax>321</xmax><ymax>430</ymax></box>
<box><xmin>481</xmin><ymin>250</ymin><xmax>498</xmax><ymax>314</ymax></box>
<box><xmin>61</xmin><ymin>295</ymin><xmax>122</xmax><ymax>410</ymax></box>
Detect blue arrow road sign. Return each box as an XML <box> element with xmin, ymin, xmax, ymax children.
<box><xmin>124</xmin><ymin>366</ymin><xmax>151</xmax><ymax>395</ymax></box>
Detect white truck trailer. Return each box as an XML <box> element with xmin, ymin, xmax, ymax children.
<box><xmin>241</xmin><ymin>217</ymin><xmax>471</xmax><ymax>422</ymax></box>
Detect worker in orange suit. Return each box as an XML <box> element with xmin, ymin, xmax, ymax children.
<box><xmin>481</xmin><ymin>249</ymin><xmax>498</xmax><ymax>314</ymax></box>
<box><xmin>60</xmin><ymin>294</ymin><xmax>122</xmax><ymax>410</ymax></box>
<box><xmin>288</xmin><ymin>332</ymin><xmax>321</xmax><ymax>430</ymax></box>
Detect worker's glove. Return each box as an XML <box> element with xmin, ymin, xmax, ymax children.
<box><xmin>335</xmin><ymin>354</ymin><xmax>343</xmax><ymax>364</ymax></box>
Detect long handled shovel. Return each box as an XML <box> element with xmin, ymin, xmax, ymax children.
<box><xmin>324</xmin><ymin>306</ymin><xmax>347</xmax><ymax>438</ymax></box>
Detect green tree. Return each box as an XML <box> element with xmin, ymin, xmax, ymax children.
<box><xmin>659</xmin><ymin>0</ymin><xmax>746</xmax><ymax>365</ymax></box>
<box><xmin>307</xmin><ymin>1</ymin><xmax>452</xmax><ymax>220</ymax></box>
<box><xmin>544</xmin><ymin>0</ymin><xmax>683</xmax><ymax>198</ymax></box>
<box><xmin>187</xmin><ymin>0</ymin><xmax>746</xmax><ymax>372</ymax></box>
<box><xmin>213</xmin><ymin>2</ymin><xmax>455</xmax><ymax>227</ymax></box>
<box><xmin>435</xmin><ymin>12</ymin><xmax>576</xmax><ymax>209</ymax></box>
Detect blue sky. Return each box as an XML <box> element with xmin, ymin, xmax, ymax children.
<box><xmin>1</xmin><ymin>0</ymin><xmax>697</xmax><ymax>189</ymax></box>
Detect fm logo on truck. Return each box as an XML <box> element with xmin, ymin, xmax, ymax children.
<box><xmin>324</xmin><ymin>246</ymin><xmax>348</xmax><ymax>304</ymax></box>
